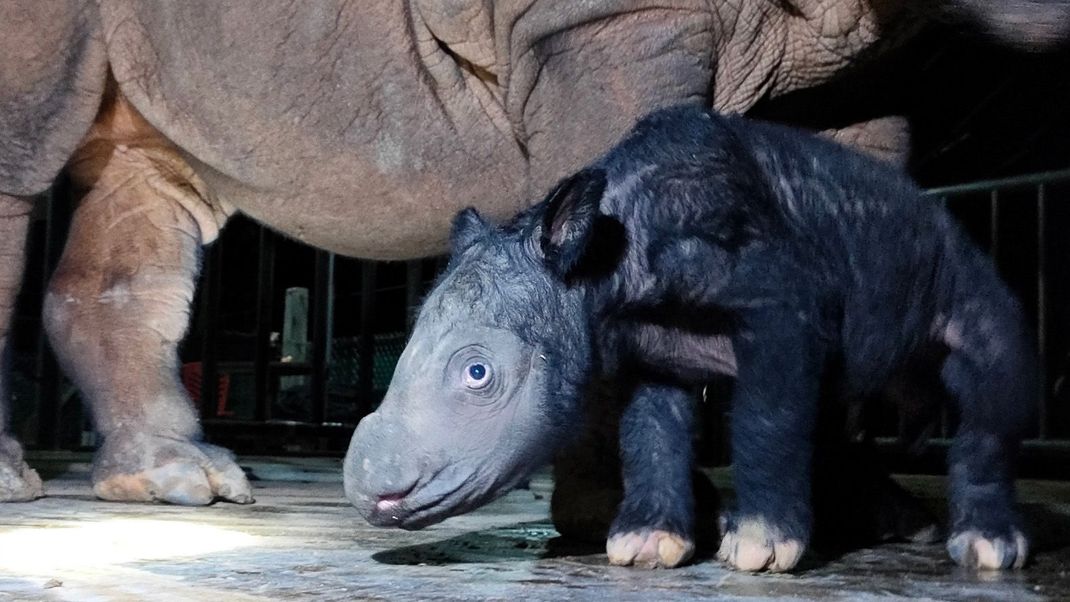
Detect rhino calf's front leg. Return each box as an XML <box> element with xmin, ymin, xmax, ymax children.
<box><xmin>606</xmin><ymin>381</ymin><xmax>696</xmax><ymax>569</ymax></box>
<box><xmin>717</xmin><ymin>306</ymin><xmax>822</xmax><ymax>572</ymax></box>
<box><xmin>43</xmin><ymin>126</ymin><xmax>251</xmax><ymax>505</ymax></box>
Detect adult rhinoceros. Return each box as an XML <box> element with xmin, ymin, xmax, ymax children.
<box><xmin>0</xmin><ymin>1</ymin><xmax>1066</xmax><ymax>504</ymax></box>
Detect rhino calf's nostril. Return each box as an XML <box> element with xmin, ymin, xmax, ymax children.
<box><xmin>375</xmin><ymin>482</ymin><xmax>416</xmax><ymax>512</ymax></box>
<box><xmin>376</xmin><ymin>497</ymin><xmax>401</xmax><ymax>512</ymax></box>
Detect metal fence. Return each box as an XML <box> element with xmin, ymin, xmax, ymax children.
<box><xmin>9</xmin><ymin>169</ymin><xmax>1070</xmax><ymax>471</ymax></box>
<box><xmin>183</xmin><ymin>226</ymin><xmax>435</xmax><ymax>454</ymax></box>
<box><xmin>924</xmin><ymin>169</ymin><xmax>1070</xmax><ymax>443</ymax></box>
<box><xmin>876</xmin><ymin>169</ymin><xmax>1070</xmax><ymax>478</ymax></box>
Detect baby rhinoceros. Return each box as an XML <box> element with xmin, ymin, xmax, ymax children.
<box><xmin>344</xmin><ymin>105</ymin><xmax>1035</xmax><ymax>573</ymax></box>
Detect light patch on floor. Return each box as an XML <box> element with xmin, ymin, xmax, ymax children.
<box><xmin>0</xmin><ymin>519</ymin><xmax>256</xmax><ymax>574</ymax></box>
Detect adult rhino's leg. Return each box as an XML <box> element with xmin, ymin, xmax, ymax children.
<box><xmin>821</xmin><ymin>116</ymin><xmax>911</xmax><ymax>168</ymax></box>
<box><xmin>0</xmin><ymin>194</ymin><xmax>44</xmax><ymax>501</ymax></box>
<box><xmin>43</xmin><ymin>141</ymin><xmax>251</xmax><ymax>505</ymax></box>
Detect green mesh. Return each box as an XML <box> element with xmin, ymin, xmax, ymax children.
<box><xmin>327</xmin><ymin>332</ymin><xmax>407</xmax><ymax>393</ymax></box>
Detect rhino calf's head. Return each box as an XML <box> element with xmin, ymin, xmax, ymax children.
<box><xmin>344</xmin><ymin>169</ymin><xmax>611</xmax><ymax>529</ymax></box>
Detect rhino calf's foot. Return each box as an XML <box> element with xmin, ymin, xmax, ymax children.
<box><xmin>92</xmin><ymin>430</ymin><xmax>253</xmax><ymax>505</ymax></box>
<box><xmin>717</xmin><ymin>516</ymin><xmax>805</xmax><ymax>572</ymax></box>
<box><xmin>947</xmin><ymin>528</ymin><xmax>1029</xmax><ymax>570</ymax></box>
<box><xmin>0</xmin><ymin>435</ymin><xmax>44</xmax><ymax>502</ymax></box>
<box><xmin>606</xmin><ymin>528</ymin><xmax>694</xmax><ymax>569</ymax></box>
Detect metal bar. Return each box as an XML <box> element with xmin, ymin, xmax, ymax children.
<box><xmin>198</xmin><ymin>240</ymin><xmax>223</xmax><ymax>420</ymax></box>
<box><xmin>253</xmin><ymin>227</ymin><xmax>276</xmax><ymax>422</ymax></box>
<box><xmin>872</xmin><ymin>437</ymin><xmax>1070</xmax><ymax>481</ymax></box>
<box><xmin>357</xmin><ymin>262</ymin><xmax>377</xmax><ymax>416</ymax></box>
<box><xmin>405</xmin><ymin>260</ymin><xmax>422</xmax><ymax>330</ymax></box>
<box><xmin>36</xmin><ymin>177</ymin><xmax>71</xmax><ymax>450</ymax></box>
<box><xmin>922</xmin><ymin>167</ymin><xmax>1070</xmax><ymax>198</ymax></box>
<box><xmin>34</xmin><ymin>194</ymin><xmax>60</xmax><ymax>450</ymax></box>
<box><xmin>989</xmin><ymin>189</ymin><xmax>1000</xmax><ymax>261</ymax></box>
<box><xmin>1036</xmin><ymin>184</ymin><xmax>1048</xmax><ymax>439</ymax></box>
<box><xmin>310</xmin><ymin>251</ymin><xmax>334</xmax><ymax>425</ymax></box>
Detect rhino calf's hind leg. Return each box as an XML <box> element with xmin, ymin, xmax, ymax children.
<box><xmin>940</xmin><ymin>292</ymin><xmax>1034</xmax><ymax>570</ymax></box>
<box><xmin>44</xmin><ymin>135</ymin><xmax>251</xmax><ymax>505</ymax></box>
<box><xmin>0</xmin><ymin>194</ymin><xmax>44</xmax><ymax>501</ymax></box>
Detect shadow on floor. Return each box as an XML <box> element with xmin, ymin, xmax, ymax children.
<box><xmin>372</xmin><ymin>521</ymin><xmax>563</xmax><ymax>565</ymax></box>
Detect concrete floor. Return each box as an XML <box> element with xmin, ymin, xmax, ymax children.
<box><xmin>0</xmin><ymin>455</ymin><xmax>1068</xmax><ymax>601</ymax></box>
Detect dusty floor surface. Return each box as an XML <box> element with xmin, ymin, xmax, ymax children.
<box><xmin>0</xmin><ymin>454</ymin><xmax>1067</xmax><ymax>601</ymax></box>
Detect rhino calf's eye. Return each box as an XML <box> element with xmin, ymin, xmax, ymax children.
<box><xmin>463</xmin><ymin>363</ymin><xmax>491</xmax><ymax>389</ymax></box>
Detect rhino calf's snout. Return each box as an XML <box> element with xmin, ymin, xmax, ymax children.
<box><xmin>343</xmin><ymin>246</ymin><xmax>575</xmax><ymax>530</ymax></box>
<box><xmin>343</xmin><ymin>412</ymin><xmax>426</xmax><ymax>525</ymax></box>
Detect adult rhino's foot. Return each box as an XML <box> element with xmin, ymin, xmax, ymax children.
<box><xmin>717</xmin><ymin>515</ymin><xmax>806</xmax><ymax>572</ymax></box>
<box><xmin>607</xmin><ymin>528</ymin><xmax>694</xmax><ymax>569</ymax></box>
<box><xmin>0</xmin><ymin>435</ymin><xmax>44</xmax><ymax>502</ymax></box>
<box><xmin>92</xmin><ymin>430</ymin><xmax>253</xmax><ymax>505</ymax></box>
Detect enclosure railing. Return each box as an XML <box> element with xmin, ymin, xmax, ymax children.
<box><xmin>14</xmin><ymin>168</ymin><xmax>1070</xmax><ymax>467</ymax></box>
<box><xmin>922</xmin><ymin>168</ymin><xmax>1070</xmax><ymax>444</ymax></box>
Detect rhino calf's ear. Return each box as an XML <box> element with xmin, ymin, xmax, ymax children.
<box><xmin>450</xmin><ymin>207</ymin><xmax>490</xmax><ymax>254</ymax></box>
<box><xmin>540</xmin><ymin>168</ymin><xmax>608</xmax><ymax>278</ymax></box>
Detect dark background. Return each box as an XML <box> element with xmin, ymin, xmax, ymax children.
<box><xmin>752</xmin><ymin>22</ymin><xmax>1070</xmax><ymax>186</ymax></box>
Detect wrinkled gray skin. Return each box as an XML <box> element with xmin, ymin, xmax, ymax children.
<box><xmin>344</xmin><ymin>218</ymin><xmax>593</xmax><ymax>527</ymax></box>
<box><xmin>344</xmin><ymin>325</ymin><xmax>562</xmax><ymax>529</ymax></box>
<box><xmin>0</xmin><ymin>1</ymin><xmax>1067</xmax><ymax>505</ymax></box>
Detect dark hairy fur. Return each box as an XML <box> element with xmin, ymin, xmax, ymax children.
<box><xmin>462</xmin><ymin>104</ymin><xmax>1035</xmax><ymax>567</ymax></box>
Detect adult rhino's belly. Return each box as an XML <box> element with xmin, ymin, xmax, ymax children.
<box><xmin>100</xmin><ymin>2</ymin><xmax>692</xmax><ymax>259</ymax></box>
<box><xmin>171</xmin><ymin>102</ymin><xmax>530</xmax><ymax>259</ymax></box>
<box><xmin>102</xmin><ymin>2</ymin><xmax>536</xmax><ymax>260</ymax></box>
<box><xmin>199</xmin><ymin>160</ymin><xmax>530</xmax><ymax>261</ymax></box>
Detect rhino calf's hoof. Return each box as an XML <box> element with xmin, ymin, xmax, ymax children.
<box><xmin>92</xmin><ymin>431</ymin><xmax>253</xmax><ymax>505</ymax></box>
<box><xmin>947</xmin><ymin>528</ymin><xmax>1029</xmax><ymax>570</ymax></box>
<box><xmin>717</xmin><ymin>517</ymin><xmax>805</xmax><ymax>572</ymax></box>
<box><xmin>606</xmin><ymin>528</ymin><xmax>694</xmax><ymax>569</ymax></box>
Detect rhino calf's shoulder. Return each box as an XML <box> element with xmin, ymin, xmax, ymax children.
<box><xmin>344</xmin><ymin>104</ymin><xmax>1035</xmax><ymax>573</ymax></box>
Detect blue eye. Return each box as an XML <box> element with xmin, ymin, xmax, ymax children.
<box><xmin>463</xmin><ymin>362</ymin><xmax>491</xmax><ymax>389</ymax></box>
